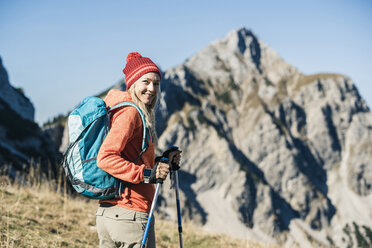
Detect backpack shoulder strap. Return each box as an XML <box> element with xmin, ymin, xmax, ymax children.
<box><xmin>108</xmin><ymin>102</ymin><xmax>149</xmax><ymax>153</ymax></box>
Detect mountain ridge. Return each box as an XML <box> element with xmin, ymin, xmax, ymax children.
<box><xmin>0</xmin><ymin>56</ymin><xmax>61</xmax><ymax>183</ymax></box>
<box><xmin>0</xmin><ymin>57</ymin><xmax>35</xmax><ymax>121</ymax></box>
<box><xmin>152</xmin><ymin>27</ymin><xmax>371</xmax><ymax>247</ymax></box>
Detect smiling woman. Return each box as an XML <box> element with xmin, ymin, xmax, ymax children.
<box><xmin>95</xmin><ymin>52</ymin><xmax>182</xmax><ymax>248</ymax></box>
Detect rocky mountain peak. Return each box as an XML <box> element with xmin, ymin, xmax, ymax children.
<box><xmin>224</xmin><ymin>27</ymin><xmax>262</xmax><ymax>71</ymax></box>
<box><xmin>0</xmin><ymin>56</ymin><xmax>61</xmax><ymax>183</ymax></box>
<box><xmin>155</xmin><ymin>28</ymin><xmax>371</xmax><ymax>247</ymax></box>
<box><xmin>184</xmin><ymin>27</ymin><xmax>297</xmax><ymax>88</ymax></box>
<box><xmin>0</xmin><ymin>56</ymin><xmax>34</xmax><ymax>121</ymax></box>
<box><xmin>0</xmin><ymin>57</ymin><xmax>9</xmax><ymax>84</ymax></box>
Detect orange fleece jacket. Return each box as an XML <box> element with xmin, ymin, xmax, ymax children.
<box><xmin>97</xmin><ymin>89</ymin><xmax>155</xmax><ymax>213</ymax></box>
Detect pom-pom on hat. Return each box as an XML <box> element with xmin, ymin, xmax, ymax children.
<box><xmin>123</xmin><ymin>52</ymin><xmax>161</xmax><ymax>90</ymax></box>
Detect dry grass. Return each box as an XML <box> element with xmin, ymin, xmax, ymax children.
<box><xmin>293</xmin><ymin>73</ymin><xmax>343</xmax><ymax>93</ymax></box>
<box><xmin>0</xmin><ymin>171</ymin><xmax>274</xmax><ymax>248</ymax></box>
<box><xmin>0</xmin><ymin>176</ymin><xmax>98</xmax><ymax>247</ymax></box>
<box><xmin>156</xmin><ymin>220</ymin><xmax>270</xmax><ymax>248</ymax></box>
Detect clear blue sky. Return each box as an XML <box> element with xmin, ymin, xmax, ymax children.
<box><xmin>0</xmin><ymin>0</ymin><xmax>371</xmax><ymax>125</ymax></box>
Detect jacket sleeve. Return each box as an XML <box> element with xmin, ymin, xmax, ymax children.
<box><xmin>97</xmin><ymin>107</ymin><xmax>145</xmax><ymax>184</ymax></box>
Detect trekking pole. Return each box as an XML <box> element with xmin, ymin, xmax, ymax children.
<box><xmin>141</xmin><ymin>180</ymin><xmax>162</xmax><ymax>248</ymax></box>
<box><xmin>141</xmin><ymin>156</ymin><xmax>169</xmax><ymax>248</ymax></box>
<box><xmin>173</xmin><ymin>169</ymin><xmax>184</xmax><ymax>248</ymax></box>
<box><xmin>165</xmin><ymin>146</ymin><xmax>183</xmax><ymax>248</ymax></box>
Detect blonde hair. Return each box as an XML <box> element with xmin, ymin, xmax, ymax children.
<box><xmin>128</xmin><ymin>85</ymin><xmax>158</xmax><ymax>143</ymax></box>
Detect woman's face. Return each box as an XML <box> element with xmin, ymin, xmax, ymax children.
<box><xmin>133</xmin><ymin>72</ymin><xmax>160</xmax><ymax>106</ymax></box>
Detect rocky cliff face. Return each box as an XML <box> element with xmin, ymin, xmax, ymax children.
<box><xmin>0</xmin><ymin>57</ymin><xmax>61</xmax><ymax>179</ymax></box>
<box><xmin>52</xmin><ymin>28</ymin><xmax>371</xmax><ymax>247</ymax></box>
<box><xmin>0</xmin><ymin>57</ymin><xmax>34</xmax><ymax>121</ymax></box>
<box><xmin>154</xmin><ymin>28</ymin><xmax>372</xmax><ymax>247</ymax></box>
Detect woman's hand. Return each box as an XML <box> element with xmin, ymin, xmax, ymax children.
<box><xmin>156</xmin><ymin>162</ymin><xmax>170</xmax><ymax>180</ymax></box>
<box><xmin>151</xmin><ymin>148</ymin><xmax>182</xmax><ymax>183</ymax></box>
<box><xmin>168</xmin><ymin>150</ymin><xmax>182</xmax><ymax>170</ymax></box>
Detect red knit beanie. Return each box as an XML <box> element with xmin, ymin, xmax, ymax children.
<box><xmin>123</xmin><ymin>52</ymin><xmax>161</xmax><ymax>90</ymax></box>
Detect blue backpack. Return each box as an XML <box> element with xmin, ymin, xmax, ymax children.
<box><xmin>62</xmin><ymin>96</ymin><xmax>149</xmax><ymax>199</ymax></box>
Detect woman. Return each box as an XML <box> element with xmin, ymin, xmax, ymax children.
<box><xmin>96</xmin><ymin>52</ymin><xmax>181</xmax><ymax>248</ymax></box>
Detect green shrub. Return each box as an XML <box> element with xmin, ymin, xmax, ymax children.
<box><xmin>362</xmin><ymin>225</ymin><xmax>372</xmax><ymax>244</ymax></box>
<box><xmin>353</xmin><ymin>222</ymin><xmax>369</xmax><ymax>247</ymax></box>
<box><xmin>187</xmin><ymin>117</ymin><xmax>196</xmax><ymax>131</ymax></box>
<box><xmin>216</xmin><ymin>91</ymin><xmax>232</xmax><ymax>104</ymax></box>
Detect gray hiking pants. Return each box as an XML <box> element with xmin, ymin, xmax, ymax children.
<box><xmin>96</xmin><ymin>204</ymin><xmax>155</xmax><ymax>248</ymax></box>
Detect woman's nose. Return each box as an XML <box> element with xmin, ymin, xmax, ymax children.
<box><xmin>147</xmin><ymin>82</ymin><xmax>155</xmax><ymax>92</ymax></box>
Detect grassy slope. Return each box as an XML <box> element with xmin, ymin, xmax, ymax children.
<box><xmin>0</xmin><ymin>176</ymin><xmax>273</xmax><ymax>248</ymax></box>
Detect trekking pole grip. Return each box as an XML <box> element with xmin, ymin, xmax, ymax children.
<box><xmin>162</xmin><ymin>146</ymin><xmax>181</xmax><ymax>171</ymax></box>
<box><xmin>156</xmin><ymin>157</ymin><xmax>169</xmax><ymax>184</ymax></box>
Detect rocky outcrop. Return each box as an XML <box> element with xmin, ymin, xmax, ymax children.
<box><xmin>154</xmin><ymin>28</ymin><xmax>372</xmax><ymax>247</ymax></box>
<box><xmin>0</xmin><ymin>57</ymin><xmax>34</xmax><ymax>121</ymax></box>
<box><xmin>343</xmin><ymin>112</ymin><xmax>372</xmax><ymax>196</ymax></box>
<box><xmin>0</xmin><ymin>57</ymin><xmax>61</xmax><ymax>178</ymax></box>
